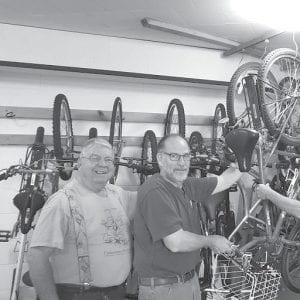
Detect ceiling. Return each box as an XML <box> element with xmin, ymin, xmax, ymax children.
<box><xmin>0</xmin><ymin>0</ymin><xmax>299</xmax><ymax>58</ymax></box>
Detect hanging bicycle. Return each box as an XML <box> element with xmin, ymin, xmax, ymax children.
<box><xmin>115</xmin><ymin>130</ymin><xmax>159</xmax><ymax>184</ymax></box>
<box><xmin>0</xmin><ymin>127</ymin><xmax>57</xmax><ymax>300</ymax></box>
<box><xmin>109</xmin><ymin>97</ymin><xmax>123</xmax><ymax>184</ymax></box>
<box><xmin>164</xmin><ymin>98</ymin><xmax>186</xmax><ymax>137</ymax></box>
<box><xmin>140</xmin><ymin>130</ymin><xmax>158</xmax><ymax>184</ymax></box>
<box><xmin>52</xmin><ymin>94</ymin><xmax>75</xmax><ymax>180</ymax></box>
<box><xmin>211</xmin><ymin>103</ymin><xmax>228</xmax><ymax>155</ymax></box>
<box><xmin>225</xmin><ymin>128</ymin><xmax>300</xmax><ymax>293</ymax></box>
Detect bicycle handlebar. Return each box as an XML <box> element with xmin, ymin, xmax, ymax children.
<box><xmin>0</xmin><ymin>166</ymin><xmax>58</xmax><ymax>182</ymax></box>
<box><xmin>116</xmin><ymin>160</ymin><xmax>158</xmax><ymax>175</ymax></box>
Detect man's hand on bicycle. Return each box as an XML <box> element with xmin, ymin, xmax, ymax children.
<box><xmin>208</xmin><ymin>235</ymin><xmax>236</xmax><ymax>255</ymax></box>
<box><xmin>255</xmin><ymin>184</ymin><xmax>272</xmax><ymax>200</ymax></box>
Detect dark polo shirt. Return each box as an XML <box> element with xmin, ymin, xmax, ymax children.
<box><xmin>133</xmin><ymin>174</ymin><xmax>217</xmax><ymax>277</ymax></box>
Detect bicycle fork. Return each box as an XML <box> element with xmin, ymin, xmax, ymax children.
<box><xmin>10</xmin><ymin>232</ymin><xmax>28</xmax><ymax>300</ymax></box>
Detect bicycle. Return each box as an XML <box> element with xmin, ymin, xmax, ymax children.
<box><xmin>109</xmin><ymin>97</ymin><xmax>123</xmax><ymax>184</ymax></box>
<box><xmin>164</xmin><ymin>98</ymin><xmax>186</xmax><ymax>137</ymax></box>
<box><xmin>140</xmin><ymin>130</ymin><xmax>158</xmax><ymax>184</ymax></box>
<box><xmin>52</xmin><ymin>95</ymin><xmax>124</xmax><ymax>183</ymax></box>
<box><xmin>0</xmin><ymin>126</ymin><xmax>58</xmax><ymax>300</ymax></box>
<box><xmin>116</xmin><ymin>130</ymin><xmax>159</xmax><ymax>183</ymax></box>
<box><xmin>226</xmin><ymin>49</ymin><xmax>300</xmax><ymax>162</ymax></box>
<box><xmin>211</xmin><ymin>103</ymin><xmax>228</xmax><ymax>156</ymax></box>
<box><xmin>53</xmin><ymin>94</ymin><xmax>75</xmax><ymax>181</ymax></box>
<box><xmin>197</xmin><ymin>127</ymin><xmax>285</xmax><ymax>299</ymax></box>
<box><xmin>225</xmin><ymin>128</ymin><xmax>300</xmax><ymax>293</ymax></box>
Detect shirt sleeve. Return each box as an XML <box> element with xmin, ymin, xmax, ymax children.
<box><xmin>30</xmin><ymin>191</ymin><xmax>70</xmax><ymax>250</ymax></box>
<box><xmin>120</xmin><ymin>189</ymin><xmax>138</xmax><ymax>220</ymax></box>
<box><xmin>185</xmin><ymin>177</ymin><xmax>218</xmax><ymax>203</ymax></box>
<box><xmin>139</xmin><ymin>188</ymin><xmax>182</xmax><ymax>242</ymax></box>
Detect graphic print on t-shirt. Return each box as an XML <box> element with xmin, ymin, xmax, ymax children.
<box><xmin>101</xmin><ymin>208</ymin><xmax>129</xmax><ymax>246</ymax></box>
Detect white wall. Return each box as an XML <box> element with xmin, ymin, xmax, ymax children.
<box><xmin>0</xmin><ymin>23</ymin><xmax>256</xmax><ymax>299</ymax></box>
<box><xmin>0</xmin><ymin>23</ymin><xmax>254</xmax><ymax>81</ymax></box>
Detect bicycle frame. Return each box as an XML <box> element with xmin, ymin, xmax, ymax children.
<box><xmin>228</xmin><ymin>134</ymin><xmax>300</xmax><ymax>260</ymax></box>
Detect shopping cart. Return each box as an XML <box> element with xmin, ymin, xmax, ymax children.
<box><xmin>204</xmin><ymin>252</ymin><xmax>281</xmax><ymax>299</ymax></box>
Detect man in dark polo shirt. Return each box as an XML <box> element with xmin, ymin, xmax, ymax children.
<box><xmin>133</xmin><ymin>134</ymin><xmax>242</xmax><ymax>300</ymax></box>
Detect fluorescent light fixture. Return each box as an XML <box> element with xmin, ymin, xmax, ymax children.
<box><xmin>231</xmin><ymin>0</ymin><xmax>300</xmax><ymax>31</ymax></box>
<box><xmin>142</xmin><ymin>18</ymin><xmax>238</xmax><ymax>47</ymax></box>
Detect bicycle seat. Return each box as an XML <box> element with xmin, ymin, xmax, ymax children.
<box><xmin>225</xmin><ymin>128</ymin><xmax>259</xmax><ymax>172</ymax></box>
<box><xmin>13</xmin><ymin>189</ymin><xmax>45</xmax><ymax>234</ymax></box>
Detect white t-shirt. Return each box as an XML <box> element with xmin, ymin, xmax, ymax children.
<box><xmin>30</xmin><ymin>179</ymin><xmax>137</xmax><ymax>287</ymax></box>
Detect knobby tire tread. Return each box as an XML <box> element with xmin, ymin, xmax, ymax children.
<box><xmin>212</xmin><ymin>103</ymin><xmax>226</xmax><ymax>155</ymax></box>
<box><xmin>52</xmin><ymin>94</ymin><xmax>74</xmax><ymax>180</ymax></box>
<box><xmin>109</xmin><ymin>97</ymin><xmax>123</xmax><ymax>184</ymax></box>
<box><xmin>164</xmin><ymin>98</ymin><xmax>186</xmax><ymax>137</ymax></box>
<box><xmin>140</xmin><ymin>130</ymin><xmax>158</xmax><ymax>184</ymax></box>
<box><xmin>226</xmin><ymin>62</ymin><xmax>260</xmax><ymax>126</ymax></box>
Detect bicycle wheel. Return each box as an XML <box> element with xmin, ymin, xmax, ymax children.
<box><xmin>189</xmin><ymin>131</ymin><xmax>205</xmax><ymax>155</ymax></box>
<box><xmin>211</xmin><ymin>103</ymin><xmax>227</xmax><ymax>155</ymax></box>
<box><xmin>227</xmin><ymin>62</ymin><xmax>261</xmax><ymax>127</ymax></box>
<box><xmin>140</xmin><ymin>130</ymin><xmax>158</xmax><ymax>185</ymax></box>
<box><xmin>88</xmin><ymin>127</ymin><xmax>98</xmax><ymax>139</ymax></box>
<box><xmin>164</xmin><ymin>98</ymin><xmax>185</xmax><ymax>137</ymax></box>
<box><xmin>109</xmin><ymin>97</ymin><xmax>123</xmax><ymax>184</ymax></box>
<box><xmin>281</xmin><ymin>220</ymin><xmax>300</xmax><ymax>293</ymax></box>
<box><xmin>53</xmin><ymin>94</ymin><xmax>74</xmax><ymax>180</ymax></box>
<box><xmin>258</xmin><ymin>48</ymin><xmax>300</xmax><ymax>146</ymax></box>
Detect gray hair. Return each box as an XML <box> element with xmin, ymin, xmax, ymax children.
<box><xmin>80</xmin><ymin>137</ymin><xmax>113</xmax><ymax>158</ymax></box>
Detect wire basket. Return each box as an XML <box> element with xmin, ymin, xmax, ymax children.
<box><xmin>205</xmin><ymin>254</ymin><xmax>281</xmax><ymax>299</ymax></box>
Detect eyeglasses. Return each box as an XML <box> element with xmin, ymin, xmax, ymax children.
<box><xmin>160</xmin><ymin>152</ymin><xmax>191</xmax><ymax>161</ymax></box>
<box><xmin>82</xmin><ymin>155</ymin><xmax>114</xmax><ymax>165</ymax></box>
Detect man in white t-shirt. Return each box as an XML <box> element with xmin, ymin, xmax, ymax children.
<box><xmin>28</xmin><ymin>138</ymin><xmax>137</xmax><ymax>300</ymax></box>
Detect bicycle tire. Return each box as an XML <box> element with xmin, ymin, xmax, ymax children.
<box><xmin>88</xmin><ymin>127</ymin><xmax>98</xmax><ymax>139</ymax></box>
<box><xmin>281</xmin><ymin>220</ymin><xmax>300</xmax><ymax>293</ymax></box>
<box><xmin>16</xmin><ymin>127</ymin><xmax>46</xmax><ymax>234</ymax></box>
<box><xmin>53</xmin><ymin>94</ymin><xmax>74</xmax><ymax>180</ymax></box>
<box><xmin>258</xmin><ymin>48</ymin><xmax>300</xmax><ymax>146</ymax></box>
<box><xmin>211</xmin><ymin>103</ymin><xmax>227</xmax><ymax>155</ymax></box>
<box><xmin>109</xmin><ymin>97</ymin><xmax>123</xmax><ymax>184</ymax></box>
<box><xmin>140</xmin><ymin>130</ymin><xmax>158</xmax><ymax>185</ymax></box>
<box><xmin>226</xmin><ymin>62</ymin><xmax>261</xmax><ymax>127</ymax></box>
<box><xmin>164</xmin><ymin>98</ymin><xmax>186</xmax><ymax>137</ymax></box>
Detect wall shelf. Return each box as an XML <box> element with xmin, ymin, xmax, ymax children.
<box><xmin>0</xmin><ymin>134</ymin><xmax>210</xmax><ymax>147</ymax></box>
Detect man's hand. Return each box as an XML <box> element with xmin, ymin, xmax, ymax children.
<box><xmin>256</xmin><ymin>184</ymin><xmax>272</xmax><ymax>200</ymax></box>
<box><xmin>207</xmin><ymin>235</ymin><xmax>235</xmax><ymax>255</ymax></box>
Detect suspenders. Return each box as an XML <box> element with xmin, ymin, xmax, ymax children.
<box><xmin>64</xmin><ymin>190</ymin><xmax>93</xmax><ymax>288</ymax></box>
